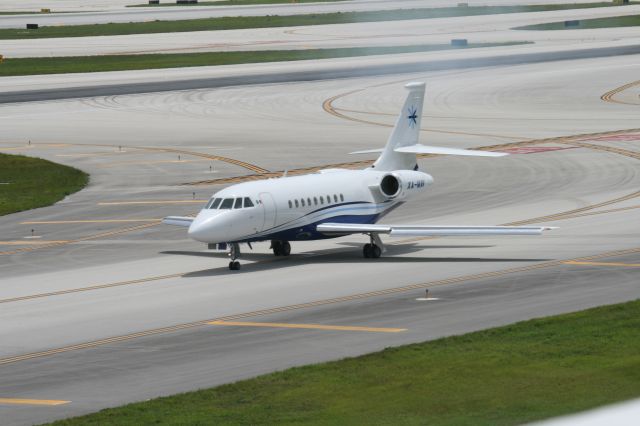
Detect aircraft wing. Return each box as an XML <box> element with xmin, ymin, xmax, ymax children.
<box><xmin>162</xmin><ymin>216</ymin><xmax>194</xmax><ymax>227</ymax></box>
<box><xmin>316</xmin><ymin>223</ymin><xmax>554</xmax><ymax>236</ymax></box>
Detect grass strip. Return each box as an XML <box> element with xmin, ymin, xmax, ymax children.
<box><xmin>0</xmin><ymin>153</ymin><xmax>88</xmax><ymax>216</ymax></box>
<box><xmin>130</xmin><ymin>0</ymin><xmax>346</xmax><ymax>7</ymax></box>
<box><xmin>0</xmin><ymin>43</ymin><xmax>527</xmax><ymax>77</ymax></box>
<box><xmin>48</xmin><ymin>299</ymin><xmax>640</xmax><ymax>425</ymax></box>
<box><xmin>516</xmin><ymin>14</ymin><xmax>640</xmax><ymax>30</ymax></box>
<box><xmin>0</xmin><ymin>3</ymin><xmax>635</xmax><ymax>39</ymax></box>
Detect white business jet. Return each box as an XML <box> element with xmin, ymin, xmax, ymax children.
<box><xmin>164</xmin><ymin>82</ymin><xmax>552</xmax><ymax>270</ymax></box>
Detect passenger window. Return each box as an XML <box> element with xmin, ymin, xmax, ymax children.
<box><xmin>288</xmin><ymin>200</ymin><xmax>292</xmax><ymax>209</ymax></box>
<box><xmin>334</xmin><ymin>195</ymin><xmax>338</xmax><ymax>203</ymax></box>
<box><xmin>307</xmin><ymin>198</ymin><xmax>311</xmax><ymax>206</ymax></box>
<box><xmin>301</xmin><ymin>199</ymin><xmax>305</xmax><ymax>207</ymax></box>
<box><xmin>295</xmin><ymin>200</ymin><xmax>299</xmax><ymax>208</ymax></box>
<box><xmin>340</xmin><ymin>194</ymin><xmax>344</xmax><ymax>202</ymax></box>
<box><xmin>319</xmin><ymin>196</ymin><xmax>324</xmax><ymax>204</ymax></box>
<box><xmin>244</xmin><ymin>197</ymin><xmax>254</xmax><ymax>208</ymax></box>
<box><xmin>327</xmin><ymin>195</ymin><xmax>331</xmax><ymax>204</ymax></box>
<box><xmin>234</xmin><ymin>198</ymin><xmax>243</xmax><ymax>209</ymax></box>
<box><xmin>220</xmin><ymin>198</ymin><xmax>234</xmax><ymax>209</ymax></box>
<box><xmin>313</xmin><ymin>197</ymin><xmax>318</xmax><ymax>205</ymax></box>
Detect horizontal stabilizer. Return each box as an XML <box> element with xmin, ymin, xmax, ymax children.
<box><xmin>395</xmin><ymin>144</ymin><xmax>507</xmax><ymax>157</ymax></box>
<box><xmin>351</xmin><ymin>145</ymin><xmax>506</xmax><ymax>157</ymax></box>
<box><xmin>317</xmin><ymin>223</ymin><xmax>555</xmax><ymax>236</ymax></box>
<box><xmin>162</xmin><ymin>216</ymin><xmax>194</xmax><ymax>227</ymax></box>
<box><xmin>350</xmin><ymin>148</ymin><xmax>384</xmax><ymax>154</ymax></box>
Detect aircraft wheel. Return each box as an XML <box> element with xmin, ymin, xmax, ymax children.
<box><xmin>363</xmin><ymin>243</ymin><xmax>372</xmax><ymax>258</ymax></box>
<box><xmin>229</xmin><ymin>261</ymin><xmax>241</xmax><ymax>270</ymax></box>
<box><xmin>371</xmin><ymin>245</ymin><xmax>382</xmax><ymax>259</ymax></box>
<box><xmin>272</xmin><ymin>240</ymin><xmax>282</xmax><ymax>256</ymax></box>
<box><xmin>281</xmin><ymin>241</ymin><xmax>291</xmax><ymax>256</ymax></box>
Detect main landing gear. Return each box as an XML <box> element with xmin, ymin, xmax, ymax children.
<box><xmin>363</xmin><ymin>233</ymin><xmax>385</xmax><ymax>259</ymax></box>
<box><xmin>228</xmin><ymin>242</ymin><xmax>241</xmax><ymax>270</ymax></box>
<box><xmin>271</xmin><ymin>240</ymin><xmax>291</xmax><ymax>256</ymax></box>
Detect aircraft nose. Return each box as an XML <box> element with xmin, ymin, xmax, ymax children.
<box><xmin>187</xmin><ymin>219</ymin><xmax>208</xmax><ymax>242</ymax></box>
<box><xmin>188</xmin><ymin>212</ymin><xmax>226</xmax><ymax>242</ymax></box>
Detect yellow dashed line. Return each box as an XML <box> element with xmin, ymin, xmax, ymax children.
<box><xmin>0</xmin><ymin>398</ymin><xmax>70</xmax><ymax>406</ymax></box>
<box><xmin>208</xmin><ymin>321</ymin><xmax>406</xmax><ymax>333</ymax></box>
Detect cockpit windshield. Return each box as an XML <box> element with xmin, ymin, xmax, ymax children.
<box><xmin>219</xmin><ymin>198</ymin><xmax>234</xmax><ymax>209</ymax></box>
<box><xmin>206</xmin><ymin>197</ymin><xmax>255</xmax><ymax>209</ymax></box>
<box><xmin>205</xmin><ymin>198</ymin><xmax>222</xmax><ymax>209</ymax></box>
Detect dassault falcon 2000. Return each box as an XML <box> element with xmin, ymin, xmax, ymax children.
<box><xmin>164</xmin><ymin>82</ymin><xmax>553</xmax><ymax>270</ymax></box>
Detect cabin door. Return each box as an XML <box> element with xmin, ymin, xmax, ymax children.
<box><xmin>259</xmin><ymin>192</ymin><xmax>277</xmax><ymax>231</ymax></box>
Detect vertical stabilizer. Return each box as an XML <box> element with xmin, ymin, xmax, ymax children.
<box><xmin>372</xmin><ymin>82</ymin><xmax>425</xmax><ymax>171</ymax></box>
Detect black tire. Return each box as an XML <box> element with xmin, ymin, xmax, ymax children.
<box><xmin>363</xmin><ymin>243</ymin><xmax>372</xmax><ymax>258</ymax></box>
<box><xmin>228</xmin><ymin>261</ymin><xmax>235</xmax><ymax>270</ymax></box>
<box><xmin>372</xmin><ymin>245</ymin><xmax>382</xmax><ymax>258</ymax></box>
<box><xmin>233</xmin><ymin>261</ymin><xmax>241</xmax><ymax>270</ymax></box>
<box><xmin>272</xmin><ymin>240</ymin><xmax>282</xmax><ymax>256</ymax></box>
<box><xmin>281</xmin><ymin>241</ymin><xmax>291</xmax><ymax>256</ymax></box>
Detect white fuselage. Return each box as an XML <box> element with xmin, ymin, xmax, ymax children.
<box><xmin>188</xmin><ymin>169</ymin><xmax>433</xmax><ymax>244</ymax></box>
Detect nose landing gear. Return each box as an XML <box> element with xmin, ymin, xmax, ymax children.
<box><xmin>228</xmin><ymin>242</ymin><xmax>241</xmax><ymax>270</ymax></box>
<box><xmin>271</xmin><ymin>240</ymin><xmax>291</xmax><ymax>257</ymax></box>
<box><xmin>363</xmin><ymin>233</ymin><xmax>385</xmax><ymax>259</ymax></box>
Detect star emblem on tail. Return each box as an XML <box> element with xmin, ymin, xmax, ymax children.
<box><xmin>407</xmin><ymin>106</ymin><xmax>418</xmax><ymax>128</ymax></box>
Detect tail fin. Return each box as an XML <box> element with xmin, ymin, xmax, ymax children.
<box><xmin>372</xmin><ymin>82</ymin><xmax>425</xmax><ymax>171</ymax></box>
<box><xmin>350</xmin><ymin>82</ymin><xmax>507</xmax><ymax>168</ymax></box>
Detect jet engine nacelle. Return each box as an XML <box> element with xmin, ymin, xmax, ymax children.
<box><xmin>374</xmin><ymin>170</ymin><xmax>433</xmax><ymax>201</ymax></box>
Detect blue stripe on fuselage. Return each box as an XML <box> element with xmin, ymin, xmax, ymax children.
<box><xmin>242</xmin><ymin>213</ymin><xmax>382</xmax><ymax>243</ymax></box>
<box><xmin>253</xmin><ymin>200</ymin><xmax>392</xmax><ymax>237</ymax></box>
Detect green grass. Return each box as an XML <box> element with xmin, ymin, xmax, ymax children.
<box><xmin>0</xmin><ymin>3</ymin><xmax>633</xmax><ymax>39</ymax></box>
<box><xmin>130</xmin><ymin>0</ymin><xmax>346</xmax><ymax>7</ymax></box>
<box><xmin>0</xmin><ymin>43</ymin><xmax>527</xmax><ymax>77</ymax></box>
<box><xmin>49</xmin><ymin>299</ymin><xmax>640</xmax><ymax>425</ymax></box>
<box><xmin>516</xmin><ymin>14</ymin><xmax>640</xmax><ymax>30</ymax></box>
<box><xmin>0</xmin><ymin>153</ymin><xmax>88</xmax><ymax>216</ymax></box>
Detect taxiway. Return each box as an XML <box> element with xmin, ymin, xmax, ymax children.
<box><xmin>0</xmin><ymin>12</ymin><xmax>639</xmax><ymax>426</ymax></box>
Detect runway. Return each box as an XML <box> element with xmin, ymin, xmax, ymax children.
<box><xmin>4</xmin><ymin>6</ymin><xmax>640</xmax><ymax>58</ymax></box>
<box><xmin>1</xmin><ymin>24</ymin><xmax>640</xmax><ymax>425</ymax></box>
<box><xmin>3</xmin><ymin>41</ymin><xmax>640</xmax><ymax>104</ymax></box>
<box><xmin>0</xmin><ymin>0</ymin><xmax>612</xmax><ymax>26</ymax></box>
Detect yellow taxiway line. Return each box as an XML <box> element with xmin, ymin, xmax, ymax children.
<box><xmin>564</xmin><ymin>261</ymin><xmax>640</xmax><ymax>268</ymax></box>
<box><xmin>0</xmin><ymin>398</ymin><xmax>70</xmax><ymax>406</ymax></box>
<box><xmin>601</xmin><ymin>80</ymin><xmax>640</xmax><ymax>106</ymax></box>
<box><xmin>21</xmin><ymin>219</ymin><xmax>161</xmax><ymax>225</ymax></box>
<box><xmin>208</xmin><ymin>321</ymin><xmax>407</xmax><ymax>333</ymax></box>
<box><xmin>98</xmin><ymin>159</ymin><xmax>208</xmax><ymax>168</ymax></box>
<box><xmin>98</xmin><ymin>200</ymin><xmax>205</xmax><ymax>206</ymax></box>
<box><xmin>0</xmin><ymin>241</ymin><xmax>70</xmax><ymax>246</ymax></box>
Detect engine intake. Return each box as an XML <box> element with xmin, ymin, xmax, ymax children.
<box><xmin>380</xmin><ymin>174</ymin><xmax>401</xmax><ymax>198</ymax></box>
